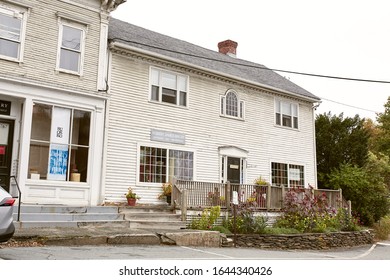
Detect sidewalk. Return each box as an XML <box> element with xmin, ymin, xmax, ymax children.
<box><xmin>9</xmin><ymin>226</ymin><xmax>222</xmax><ymax>247</ymax></box>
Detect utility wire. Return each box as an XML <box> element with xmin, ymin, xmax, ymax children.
<box><xmin>319</xmin><ymin>97</ymin><xmax>380</xmax><ymax>114</ymax></box>
<box><xmin>112</xmin><ymin>38</ymin><xmax>390</xmax><ymax>84</ymax></box>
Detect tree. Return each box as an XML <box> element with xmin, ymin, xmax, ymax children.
<box><xmin>327</xmin><ymin>163</ymin><xmax>389</xmax><ymax>226</ymax></box>
<box><xmin>315</xmin><ymin>112</ymin><xmax>370</xmax><ymax>188</ymax></box>
<box><xmin>375</xmin><ymin>97</ymin><xmax>390</xmax><ymax>156</ymax></box>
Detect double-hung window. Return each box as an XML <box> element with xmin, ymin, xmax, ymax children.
<box><xmin>220</xmin><ymin>90</ymin><xmax>244</xmax><ymax>119</ymax></box>
<box><xmin>139</xmin><ymin>146</ymin><xmax>193</xmax><ymax>183</ymax></box>
<box><xmin>150</xmin><ymin>68</ymin><xmax>188</xmax><ymax>107</ymax></box>
<box><xmin>0</xmin><ymin>6</ymin><xmax>26</xmax><ymax>62</ymax></box>
<box><xmin>271</xmin><ymin>162</ymin><xmax>304</xmax><ymax>188</ymax></box>
<box><xmin>57</xmin><ymin>20</ymin><xmax>86</xmax><ymax>75</ymax></box>
<box><xmin>275</xmin><ymin>99</ymin><xmax>298</xmax><ymax>129</ymax></box>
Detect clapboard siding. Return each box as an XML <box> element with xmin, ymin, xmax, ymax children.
<box><xmin>0</xmin><ymin>0</ymin><xmax>101</xmax><ymax>93</ymax></box>
<box><xmin>104</xmin><ymin>53</ymin><xmax>317</xmax><ymax>203</ymax></box>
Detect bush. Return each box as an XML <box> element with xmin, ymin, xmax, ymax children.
<box><xmin>210</xmin><ymin>225</ymin><xmax>232</xmax><ymax>234</ymax></box>
<box><xmin>372</xmin><ymin>215</ymin><xmax>390</xmax><ymax>240</ymax></box>
<box><xmin>190</xmin><ymin>206</ymin><xmax>221</xmax><ymax>230</ymax></box>
<box><xmin>327</xmin><ymin>163</ymin><xmax>390</xmax><ymax>225</ymax></box>
<box><xmin>223</xmin><ymin>210</ymin><xmax>268</xmax><ymax>234</ymax></box>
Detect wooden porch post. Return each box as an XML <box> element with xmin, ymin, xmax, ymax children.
<box><xmin>226</xmin><ymin>181</ymin><xmax>231</xmax><ymax>212</ymax></box>
<box><xmin>181</xmin><ymin>189</ymin><xmax>188</xmax><ymax>222</ymax></box>
<box><xmin>266</xmin><ymin>184</ymin><xmax>272</xmax><ymax>210</ymax></box>
<box><xmin>281</xmin><ymin>185</ymin><xmax>286</xmax><ymax>209</ymax></box>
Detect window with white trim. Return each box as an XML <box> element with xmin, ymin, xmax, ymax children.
<box><xmin>139</xmin><ymin>146</ymin><xmax>193</xmax><ymax>183</ymax></box>
<box><xmin>220</xmin><ymin>90</ymin><xmax>244</xmax><ymax>119</ymax></box>
<box><xmin>275</xmin><ymin>99</ymin><xmax>298</xmax><ymax>129</ymax></box>
<box><xmin>0</xmin><ymin>6</ymin><xmax>26</xmax><ymax>61</ymax></box>
<box><xmin>271</xmin><ymin>162</ymin><xmax>304</xmax><ymax>188</ymax></box>
<box><xmin>150</xmin><ymin>68</ymin><xmax>188</xmax><ymax>107</ymax></box>
<box><xmin>57</xmin><ymin>20</ymin><xmax>86</xmax><ymax>74</ymax></box>
<box><xmin>28</xmin><ymin>103</ymin><xmax>91</xmax><ymax>182</ymax></box>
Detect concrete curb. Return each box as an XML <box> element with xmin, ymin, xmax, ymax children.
<box><xmin>11</xmin><ymin>230</ymin><xmax>222</xmax><ymax>247</ymax></box>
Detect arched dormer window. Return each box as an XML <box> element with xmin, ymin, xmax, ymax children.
<box><xmin>220</xmin><ymin>90</ymin><xmax>244</xmax><ymax>119</ymax></box>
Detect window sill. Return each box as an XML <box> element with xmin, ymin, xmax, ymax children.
<box><xmin>56</xmin><ymin>68</ymin><xmax>82</xmax><ymax>77</ymax></box>
<box><xmin>220</xmin><ymin>114</ymin><xmax>245</xmax><ymax>121</ymax></box>
<box><xmin>148</xmin><ymin>100</ymin><xmax>189</xmax><ymax>110</ymax></box>
<box><xmin>274</xmin><ymin>124</ymin><xmax>300</xmax><ymax>132</ymax></box>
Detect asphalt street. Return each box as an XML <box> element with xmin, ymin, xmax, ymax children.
<box><xmin>1</xmin><ymin>241</ymin><xmax>390</xmax><ymax>260</ymax></box>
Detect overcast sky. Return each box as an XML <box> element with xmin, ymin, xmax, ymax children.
<box><xmin>112</xmin><ymin>0</ymin><xmax>390</xmax><ymax>121</ymax></box>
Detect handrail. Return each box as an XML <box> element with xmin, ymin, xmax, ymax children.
<box><xmin>9</xmin><ymin>176</ymin><xmax>21</xmax><ymax>222</ymax></box>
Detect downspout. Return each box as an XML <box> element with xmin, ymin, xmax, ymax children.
<box><xmin>312</xmin><ymin>101</ymin><xmax>321</xmax><ymax>188</ymax></box>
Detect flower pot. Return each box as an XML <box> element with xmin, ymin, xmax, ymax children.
<box><xmin>127</xmin><ymin>197</ymin><xmax>137</xmax><ymax>206</ymax></box>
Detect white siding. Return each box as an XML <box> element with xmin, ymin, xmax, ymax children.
<box><xmin>104</xmin><ymin>53</ymin><xmax>317</xmax><ymax>204</ymax></box>
<box><xmin>0</xmin><ymin>0</ymin><xmax>102</xmax><ymax>93</ymax></box>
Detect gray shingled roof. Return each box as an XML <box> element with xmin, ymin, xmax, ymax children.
<box><xmin>108</xmin><ymin>18</ymin><xmax>320</xmax><ymax>101</ymax></box>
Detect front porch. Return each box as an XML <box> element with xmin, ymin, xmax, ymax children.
<box><xmin>172</xmin><ymin>180</ymin><xmax>351</xmax><ymax>221</ymax></box>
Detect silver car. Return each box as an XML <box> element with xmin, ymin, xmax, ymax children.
<box><xmin>0</xmin><ymin>186</ymin><xmax>15</xmax><ymax>243</ymax></box>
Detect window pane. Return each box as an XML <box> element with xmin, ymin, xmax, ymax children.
<box><xmin>139</xmin><ymin>146</ymin><xmax>167</xmax><ymax>183</ymax></box>
<box><xmin>169</xmin><ymin>150</ymin><xmax>193</xmax><ymax>182</ymax></box>
<box><xmin>151</xmin><ymin>85</ymin><xmax>159</xmax><ymax>101</ymax></box>
<box><xmin>0</xmin><ymin>13</ymin><xmax>21</xmax><ymax>41</ymax></box>
<box><xmin>271</xmin><ymin>162</ymin><xmax>288</xmax><ymax>186</ymax></box>
<box><xmin>275</xmin><ymin>113</ymin><xmax>281</xmax><ymax>125</ymax></box>
<box><xmin>60</xmin><ymin>48</ymin><xmax>80</xmax><ymax>72</ymax></box>
<box><xmin>0</xmin><ymin>38</ymin><xmax>19</xmax><ymax>58</ymax></box>
<box><xmin>293</xmin><ymin>117</ymin><xmax>298</xmax><ymax>129</ymax></box>
<box><xmin>282</xmin><ymin>102</ymin><xmax>291</xmax><ymax>115</ymax></box>
<box><xmin>151</xmin><ymin>68</ymin><xmax>159</xmax><ymax>85</ymax></box>
<box><xmin>179</xmin><ymin>91</ymin><xmax>187</xmax><ymax>106</ymax></box>
<box><xmin>162</xmin><ymin>88</ymin><xmax>177</xmax><ymax>104</ymax></box>
<box><xmin>292</xmin><ymin>104</ymin><xmax>298</xmax><ymax>116</ymax></box>
<box><xmin>161</xmin><ymin>72</ymin><xmax>176</xmax><ymax>89</ymax></box>
<box><xmin>62</xmin><ymin>26</ymin><xmax>81</xmax><ymax>51</ymax></box>
<box><xmin>72</xmin><ymin>110</ymin><xmax>90</xmax><ymax>145</ymax></box>
<box><xmin>282</xmin><ymin>115</ymin><xmax>292</xmax><ymax>127</ymax></box>
<box><xmin>28</xmin><ymin>142</ymin><xmax>50</xmax><ymax>180</ymax></box>
<box><xmin>178</xmin><ymin>76</ymin><xmax>187</xmax><ymax>91</ymax></box>
<box><xmin>289</xmin><ymin>164</ymin><xmax>304</xmax><ymax>188</ymax></box>
<box><xmin>70</xmin><ymin>146</ymin><xmax>88</xmax><ymax>182</ymax></box>
<box><xmin>226</xmin><ymin>91</ymin><xmax>238</xmax><ymax>117</ymax></box>
<box><xmin>31</xmin><ymin>104</ymin><xmax>52</xmax><ymax>141</ymax></box>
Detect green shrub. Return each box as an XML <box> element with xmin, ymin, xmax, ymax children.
<box><xmin>190</xmin><ymin>206</ymin><xmax>221</xmax><ymax>230</ymax></box>
<box><xmin>211</xmin><ymin>225</ymin><xmax>232</xmax><ymax>234</ymax></box>
<box><xmin>223</xmin><ymin>210</ymin><xmax>268</xmax><ymax>234</ymax></box>
<box><xmin>265</xmin><ymin>227</ymin><xmax>301</xmax><ymax>235</ymax></box>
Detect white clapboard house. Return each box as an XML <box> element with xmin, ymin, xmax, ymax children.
<box><xmin>103</xmin><ymin>18</ymin><xmax>321</xmax><ymax>205</ymax></box>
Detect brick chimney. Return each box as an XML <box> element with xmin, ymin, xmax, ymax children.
<box><xmin>218</xmin><ymin>39</ymin><xmax>238</xmax><ymax>57</ymax></box>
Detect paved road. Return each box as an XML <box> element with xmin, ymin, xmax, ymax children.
<box><xmin>1</xmin><ymin>241</ymin><xmax>390</xmax><ymax>260</ymax></box>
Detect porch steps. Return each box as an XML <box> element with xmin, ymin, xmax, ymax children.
<box><xmin>13</xmin><ymin>205</ymin><xmax>128</xmax><ymax>229</ymax></box>
<box><xmin>119</xmin><ymin>205</ymin><xmax>187</xmax><ymax>231</ymax></box>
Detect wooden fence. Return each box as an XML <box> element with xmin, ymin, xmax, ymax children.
<box><xmin>172</xmin><ymin>179</ymin><xmax>351</xmax><ymax>221</ymax></box>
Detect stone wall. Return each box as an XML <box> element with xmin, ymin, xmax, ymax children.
<box><xmin>228</xmin><ymin>230</ymin><xmax>373</xmax><ymax>250</ymax></box>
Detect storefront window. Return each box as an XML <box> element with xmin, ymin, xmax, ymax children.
<box><xmin>28</xmin><ymin>103</ymin><xmax>90</xmax><ymax>182</ymax></box>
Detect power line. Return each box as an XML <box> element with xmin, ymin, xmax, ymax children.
<box><xmin>112</xmin><ymin>38</ymin><xmax>390</xmax><ymax>84</ymax></box>
<box><xmin>319</xmin><ymin>97</ymin><xmax>380</xmax><ymax>114</ymax></box>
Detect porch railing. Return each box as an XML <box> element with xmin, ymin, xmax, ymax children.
<box><xmin>173</xmin><ymin>180</ymin><xmax>352</xmax><ymax>220</ymax></box>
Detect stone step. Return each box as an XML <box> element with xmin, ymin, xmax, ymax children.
<box><xmin>13</xmin><ymin>212</ymin><xmax>125</xmax><ymax>222</ymax></box>
<box><xmin>14</xmin><ymin>220</ymin><xmax>130</xmax><ymax>229</ymax></box>
<box><xmin>129</xmin><ymin>220</ymin><xmax>187</xmax><ymax>231</ymax></box>
<box><xmin>13</xmin><ymin>205</ymin><xmax>119</xmax><ymax>214</ymax></box>
<box><xmin>119</xmin><ymin>205</ymin><xmax>173</xmax><ymax>214</ymax></box>
<box><xmin>125</xmin><ymin>212</ymin><xmax>181</xmax><ymax>222</ymax></box>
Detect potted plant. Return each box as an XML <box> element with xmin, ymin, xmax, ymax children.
<box><xmin>125</xmin><ymin>187</ymin><xmax>140</xmax><ymax>206</ymax></box>
<box><xmin>158</xmin><ymin>182</ymin><xmax>172</xmax><ymax>204</ymax></box>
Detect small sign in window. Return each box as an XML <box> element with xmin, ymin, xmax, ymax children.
<box><xmin>0</xmin><ymin>100</ymin><xmax>11</xmax><ymax>115</ymax></box>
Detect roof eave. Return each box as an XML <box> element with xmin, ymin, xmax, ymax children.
<box><xmin>110</xmin><ymin>40</ymin><xmax>321</xmax><ymax>103</ymax></box>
